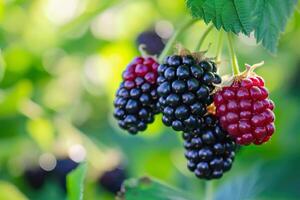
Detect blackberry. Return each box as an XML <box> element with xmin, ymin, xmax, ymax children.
<box><xmin>114</xmin><ymin>57</ymin><xmax>159</xmax><ymax>134</ymax></box>
<box><xmin>183</xmin><ymin>115</ymin><xmax>236</xmax><ymax>180</ymax></box>
<box><xmin>24</xmin><ymin>166</ymin><xmax>47</xmax><ymax>189</ymax></box>
<box><xmin>136</xmin><ymin>30</ymin><xmax>165</xmax><ymax>55</ymax></box>
<box><xmin>98</xmin><ymin>166</ymin><xmax>127</xmax><ymax>194</ymax></box>
<box><xmin>53</xmin><ymin>158</ymin><xmax>79</xmax><ymax>191</ymax></box>
<box><xmin>157</xmin><ymin>54</ymin><xmax>221</xmax><ymax>132</ymax></box>
<box><xmin>214</xmin><ymin>70</ymin><xmax>275</xmax><ymax>145</ymax></box>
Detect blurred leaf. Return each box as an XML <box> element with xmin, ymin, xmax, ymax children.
<box><xmin>60</xmin><ymin>0</ymin><xmax>118</xmax><ymax>36</ymax></box>
<box><xmin>0</xmin><ymin>116</ymin><xmax>24</xmax><ymax>138</ymax></box>
<box><xmin>214</xmin><ymin>167</ymin><xmax>262</xmax><ymax>200</ymax></box>
<box><xmin>3</xmin><ymin>46</ymin><xmax>33</xmax><ymax>74</ymax></box>
<box><xmin>117</xmin><ymin>177</ymin><xmax>197</xmax><ymax>200</ymax></box>
<box><xmin>0</xmin><ymin>80</ymin><xmax>32</xmax><ymax>117</ymax></box>
<box><xmin>27</xmin><ymin>181</ymin><xmax>65</xmax><ymax>200</ymax></box>
<box><xmin>26</xmin><ymin>117</ymin><xmax>55</xmax><ymax>150</ymax></box>
<box><xmin>0</xmin><ymin>49</ymin><xmax>5</xmax><ymax>82</ymax></box>
<box><xmin>67</xmin><ymin>163</ymin><xmax>87</xmax><ymax>200</ymax></box>
<box><xmin>0</xmin><ymin>181</ymin><xmax>28</xmax><ymax>200</ymax></box>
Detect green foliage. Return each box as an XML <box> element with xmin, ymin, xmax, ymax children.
<box><xmin>214</xmin><ymin>167</ymin><xmax>262</xmax><ymax>200</ymax></box>
<box><xmin>67</xmin><ymin>163</ymin><xmax>87</xmax><ymax>200</ymax></box>
<box><xmin>253</xmin><ymin>0</ymin><xmax>298</xmax><ymax>53</ymax></box>
<box><xmin>117</xmin><ymin>177</ymin><xmax>196</xmax><ymax>200</ymax></box>
<box><xmin>186</xmin><ymin>0</ymin><xmax>253</xmax><ymax>34</ymax></box>
<box><xmin>186</xmin><ymin>0</ymin><xmax>298</xmax><ymax>53</ymax></box>
<box><xmin>0</xmin><ymin>50</ymin><xmax>5</xmax><ymax>82</ymax></box>
<box><xmin>0</xmin><ymin>181</ymin><xmax>28</xmax><ymax>200</ymax></box>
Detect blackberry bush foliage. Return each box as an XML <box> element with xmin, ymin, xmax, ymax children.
<box><xmin>114</xmin><ymin>56</ymin><xmax>160</xmax><ymax>134</ymax></box>
<box><xmin>183</xmin><ymin>114</ymin><xmax>236</xmax><ymax>180</ymax></box>
<box><xmin>157</xmin><ymin>53</ymin><xmax>221</xmax><ymax>132</ymax></box>
<box><xmin>214</xmin><ymin>65</ymin><xmax>275</xmax><ymax>145</ymax></box>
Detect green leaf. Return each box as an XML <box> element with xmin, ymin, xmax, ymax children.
<box><xmin>67</xmin><ymin>163</ymin><xmax>87</xmax><ymax>200</ymax></box>
<box><xmin>253</xmin><ymin>0</ymin><xmax>298</xmax><ymax>53</ymax></box>
<box><xmin>185</xmin><ymin>0</ymin><xmax>297</xmax><ymax>53</ymax></box>
<box><xmin>0</xmin><ymin>49</ymin><xmax>5</xmax><ymax>82</ymax></box>
<box><xmin>186</xmin><ymin>0</ymin><xmax>252</xmax><ymax>35</ymax></box>
<box><xmin>117</xmin><ymin>177</ymin><xmax>197</xmax><ymax>200</ymax></box>
<box><xmin>0</xmin><ymin>181</ymin><xmax>28</xmax><ymax>200</ymax></box>
<box><xmin>214</xmin><ymin>167</ymin><xmax>263</xmax><ymax>200</ymax></box>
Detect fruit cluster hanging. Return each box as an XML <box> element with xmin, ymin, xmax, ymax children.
<box><xmin>113</xmin><ymin>23</ymin><xmax>275</xmax><ymax>180</ymax></box>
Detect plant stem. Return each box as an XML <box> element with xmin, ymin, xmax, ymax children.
<box><xmin>158</xmin><ymin>18</ymin><xmax>197</xmax><ymax>63</ymax></box>
<box><xmin>227</xmin><ymin>33</ymin><xmax>240</xmax><ymax>75</ymax></box>
<box><xmin>194</xmin><ymin>24</ymin><xmax>214</xmax><ymax>52</ymax></box>
<box><xmin>204</xmin><ymin>181</ymin><xmax>214</xmax><ymax>200</ymax></box>
<box><xmin>215</xmin><ymin>30</ymin><xmax>224</xmax><ymax>63</ymax></box>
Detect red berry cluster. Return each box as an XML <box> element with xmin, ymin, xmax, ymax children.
<box><xmin>214</xmin><ymin>75</ymin><xmax>275</xmax><ymax>145</ymax></box>
<box><xmin>123</xmin><ymin>57</ymin><xmax>159</xmax><ymax>87</ymax></box>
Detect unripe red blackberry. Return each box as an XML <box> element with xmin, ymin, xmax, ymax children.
<box><xmin>214</xmin><ymin>65</ymin><xmax>275</xmax><ymax>145</ymax></box>
<box><xmin>114</xmin><ymin>57</ymin><xmax>159</xmax><ymax>134</ymax></box>
<box><xmin>157</xmin><ymin>54</ymin><xmax>221</xmax><ymax>132</ymax></box>
<box><xmin>183</xmin><ymin>114</ymin><xmax>236</xmax><ymax>180</ymax></box>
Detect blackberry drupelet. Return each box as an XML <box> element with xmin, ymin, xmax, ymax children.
<box><xmin>114</xmin><ymin>57</ymin><xmax>160</xmax><ymax>134</ymax></box>
<box><xmin>157</xmin><ymin>54</ymin><xmax>221</xmax><ymax>132</ymax></box>
<box><xmin>183</xmin><ymin>114</ymin><xmax>236</xmax><ymax>180</ymax></box>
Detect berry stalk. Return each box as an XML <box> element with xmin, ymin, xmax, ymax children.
<box><xmin>158</xmin><ymin>18</ymin><xmax>197</xmax><ymax>63</ymax></box>
<box><xmin>227</xmin><ymin>33</ymin><xmax>240</xmax><ymax>75</ymax></box>
<box><xmin>194</xmin><ymin>24</ymin><xmax>214</xmax><ymax>51</ymax></box>
<box><xmin>215</xmin><ymin>30</ymin><xmax>224</xmax><ymax>63</ymax></box>
<box><xmin>204</xmin><ymin>181</ymin><xmax>214</xmax><ymax>200</ymax></box>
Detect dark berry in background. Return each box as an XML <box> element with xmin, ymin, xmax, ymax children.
<box><xmin>24</xmin><ymin>166</ymin><xmax>47</xmax><ymax>189</ymax></box>
<box><xmin>114</xmin><ymin>57</ymin><xmax>160</xmax><ymax>134</ymax></box>
<box><xmin>183</xmin><ymin>114</ymin><xmax>236</xmax><ymax>180</ymax></box>
<box><xmin>53</xmin><ymin>158</ymin><xmax>79</xmax><ymax>191</ymax></box>
<box><xmin>136</xmin><ymin>30</ymin><xmax>165</xmax><ymax>55</ymax></box>
<box><xmin>214</xmin><ymin>75</ymin><xmax>275</xmax><ymax>145</ymax></box>
<box><xmin>99</xmin><ymin>166</ymin><xmax>127</xmax><ymax>194</ymax></box>
<box><xmin>157</xmin><ymin>54</ymin><xmax>221</xmax><ymax>132</ymax></box>
<box><xmin>24</xmin><ymin>158</ymin><xmax>79</xmax><ymax>191</ymax></box>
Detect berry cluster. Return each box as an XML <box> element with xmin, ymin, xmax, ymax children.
<box><xmin>214</xmin><ymin>75</ymin><xmax>275</xmax><ymax>145</ymax></box>
<box><xmin>157</xmin><ymin>55</ymin><xmax>221</xmax><ymax>132</ymax></box>
<box><xmin>114</xmin><ymin>57</ymin><xmax>160</xmax><ymax>134</ymax></box>
<box><xmin>183</xmin><ymin>115</ymin><xmax>236</xmax><ymax>180</ymax></box>
<box><xmin>113</xmin><ymin>47</ymin><xmax>275</xmax><ymax>181</ymax></box>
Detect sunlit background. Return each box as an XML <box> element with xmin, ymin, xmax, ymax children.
<box><xmin>0</xmin><ymin>0</ymin><xmax>300</xmax><ymax>199</ymax></box>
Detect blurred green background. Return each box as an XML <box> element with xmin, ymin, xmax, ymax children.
<box><xmin>0</xmin><ymin>0</ymin><xmax>300</xmax><ymax>199</ymax></box>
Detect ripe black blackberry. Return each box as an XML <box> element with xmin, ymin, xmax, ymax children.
<box><xmin>114</xmin><ymin>57</ymin><xmax>160</xmax><ymax>134</ymax></box>
<box><xmin>136</xmin><ymin>30</ymin><xmax>165</xmax><ymax>55</ymax></box>
<box><xmin>157</xmin><ymin>54</ymin><xmax>221</xmax><ymax>132</ymax></box>
<box><xmin>98</xmin><ymin>166</ymin><xmax>127</xmax><ymax>194</ymax></box>
<box><xmin>24</xmin><ymin>166</ymin><xmax>47</xmax><ymax>189</ymax></box>
<box><xmin>183</xmin><ymin>114</ymin><xmax>236</xmax><ymax>180</ymax></box>
<box><xmin>53</xmin><ymin>158</ymin><xmax>79</xmax><ymax>191</ymax></box>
